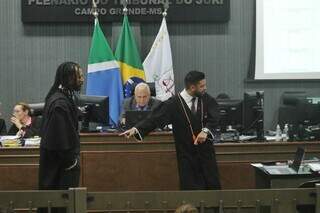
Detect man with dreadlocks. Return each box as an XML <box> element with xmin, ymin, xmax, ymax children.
<box><xmin>38</xmin><ymin>62</ymin><xmax>84</xmax><ymax>194</ymax></box>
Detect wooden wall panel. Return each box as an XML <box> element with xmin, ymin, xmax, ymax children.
<box><xmin>0</xmin><ymin>134</ymin><xmax>319</xmax><ymax>191</ymax></box>
<box><xmin>81</xmin><ymin>151</ymin><xmax>180</xmax><ymax>191</ymax></box>
<box><xmin>0</xmin><ymin>164</ymin><xmax>38</xmax><ymax>190</ymax></box>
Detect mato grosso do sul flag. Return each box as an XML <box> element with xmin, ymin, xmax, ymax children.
<box><xmin>86</xmin><ymin>18</ymin><xmax>124</xmax><ymax>125</ymax></box>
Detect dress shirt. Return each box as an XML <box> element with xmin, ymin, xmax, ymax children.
<box><xmin>180</xmin><ymin>89</ymin><xmax>214</xmax><ymax>139</ymax></box>
<box><xmin>180</xmin><ymin>89</ymin><xmax>198</xmax><ymax>110</ymax></box>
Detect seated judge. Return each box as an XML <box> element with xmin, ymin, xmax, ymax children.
<box><xmin>120</xmin><ymin>82</ymin><xmax>161</xmax><ymax>124</ymax></box>
<box><xmin>8</xmin><ymin>102</ymin><xmax>41</xmax><ymax>138</ymax></box>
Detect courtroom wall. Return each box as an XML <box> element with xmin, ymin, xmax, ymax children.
<box><xmin>0</xmin><ymin>0</ymin><xmax>319</xmax><ymax>130</ymax></box>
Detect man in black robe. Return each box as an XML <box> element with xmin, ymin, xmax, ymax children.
<box><xmin>38</xmin><ymin>62</ymin><xmax>84</xmax><ymax>212</ymax></box>
<box><xmin>121</xmin><ymin>70</ymin><xmax>221</xmax><ymax>190</ymax></box>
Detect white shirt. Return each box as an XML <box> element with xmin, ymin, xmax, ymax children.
<box><xmin>133</xmin><ymin>89</ymin><xmax>214</xmax><ymax>142</ymax></box>
<box><xmin>180</xmin><ymin>89</ymin><xmax>214</xmax><ymax>140</ymax></box>
<box><xmin>180</xmin><ymin>89</ymin><xmax>198</xmax><ymax>111</ymax></box>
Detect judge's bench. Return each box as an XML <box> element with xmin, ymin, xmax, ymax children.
<box><xmin>0</xmin><ymin>131</ymin><xmax>319</xmax><ymax>191</ymax></box>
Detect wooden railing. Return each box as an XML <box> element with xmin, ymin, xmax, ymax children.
<box><xmin>0</xmin><ymin>186</ymin><xmax>319</xmax><ymax>213</ymax></box>
<box><xmin>0</xmin><ymin>188</ymin><xmax>80</xmax><ymax>213</ymax></box>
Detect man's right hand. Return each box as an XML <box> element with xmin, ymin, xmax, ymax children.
<box><xmin>119</xmin><ymin>127</ymin><xmax>138</xmax><ymax>139</ymax></box>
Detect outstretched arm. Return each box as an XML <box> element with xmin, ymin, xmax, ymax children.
<box><xmin>119</xmin><ymin>98</ymin><xmax>174</xmax><ymax>141</ymax></box>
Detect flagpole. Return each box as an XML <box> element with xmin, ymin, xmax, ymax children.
<box><xmin>163</xmin><ymin>0</ymin><xmax>169</xmax><ymax>17</ymax></box>
<box><xmin>121</xmin><ymin>0</ymin><xmax>128</xmax><ymax>15</ymax></box>
<box><xmin>160</xmin><ymin>0</ymin><xmax>174</xmax><ymax>98</ymax></box>
<box><xmin>92</xmin><ymin>0</ymin><xmax>99</xmax><ymax>18</ymax></box>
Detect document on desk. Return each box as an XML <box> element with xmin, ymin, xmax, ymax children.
<box><xmin>251</xmin><ymin>163</ymin><xmax>268</xmax><ymax>173</ymax></box>
<box><xmin>307</xmin><ymin>163</ymin><xmax>320</xmax><ymax>172</ymax></box>
<box><xmin>24</xmin><ymin>137</ymin><xmax>41</xmax><ymax>147</ymax></box>
<box><xmin>239</xmin><ymin>135</ymin><xmax>257</xmax><ymax>141</ymax></box>
<box><xmin>265</xmin><ymin>136</ymin><xmax>277</xmax><ymax>141</ymax></box>
<box><xmin>251</xmin><ymin>163</ymin><xmax>297</xmax><ymax>175</ymax></box>
<box><xmin>264</xmin><ymin>165</ymin><xmax>297</xmax><ymax>175</ymax></box>
<box><xmin>251</xmin><ymin>163</ymin><xmax>264</xmax><ymax>168</ymax></box>
<box><xmin>0</xmin><ymin>135</ymin><xmax>19</xmax><ymax>141</ymax></box>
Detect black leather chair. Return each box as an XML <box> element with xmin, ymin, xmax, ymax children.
<box><xmin>29</xmin><ymin>103</ymin><xmax>45</xmax><ymax>116</ymax></box>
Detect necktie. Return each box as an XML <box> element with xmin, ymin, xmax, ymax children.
<box><xmin>191</xmin><ymin>97</ymin><xmax>196</xmax><ymax>114</ymax></box>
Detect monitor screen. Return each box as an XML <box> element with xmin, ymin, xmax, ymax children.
<box><xmin>243</xmin><ymin>91</ymin><xmax>264</xmax><ymax>138</ymax></box>
<box><xmin>303</xmin><ymin>97</ymin><xmax>320</xmax><ymax>125</ymax></box>
<box><xmin>75</xmin><ymin>95</ymin><xmax>109</xmax><ymax>126</ymax></box>
<box><xmin>290</xmin><ymin>147</ymin><xmax>305</xmax><ymax>173</ymax></box>
<box><xmin>217</xmin><ymin>99</ymin><xmax>243</xmax><ymax>132</ymax></box>
<box><xmin>279</xmin><ymin>94</ymin><xmax>320</xmax><ymax>126</ymax></box>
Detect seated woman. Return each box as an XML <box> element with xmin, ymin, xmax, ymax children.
<box><xmin>8</xmin><ymin>102</ymin><xmax>41</xmax><ymax>138</ymax></box>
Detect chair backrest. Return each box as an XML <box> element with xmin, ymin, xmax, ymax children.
<box><xmin>216</xmin><ymin>93</ymin><xmax>230</xmax><ymax>100</ymax></box>
<box><xmin>146</xmin><ymin>82</ymin><xmax>156</xmax><ymax>97</ymax></box>
<box><xmin>29</xmin><ymin>103</ymin><xmax>45</xmax><ymax>116</ymax></box>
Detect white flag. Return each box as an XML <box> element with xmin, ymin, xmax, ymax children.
<box><xmin>143</xmin><ymin>17</ymin><xmax>175</xmax><ymax>101</ymax></box>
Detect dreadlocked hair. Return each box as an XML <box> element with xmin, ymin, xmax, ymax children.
<box><xmin>45</xmin><ymin>62</ymin><xmax>80</xmax><ymax>101</ymax></box>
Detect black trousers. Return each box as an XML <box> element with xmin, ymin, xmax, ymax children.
<box><xmin>38</xmin><ymin>148</ymin><xmax>80</xmax><ymax>213</ymax></box>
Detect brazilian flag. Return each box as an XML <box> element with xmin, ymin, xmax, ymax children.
<box><xmin>115</xmin><ymin>15</ymin><xmax>145</xmax><ymax>98</ymax></box>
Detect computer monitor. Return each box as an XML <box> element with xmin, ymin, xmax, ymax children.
<box><xmin>289</xmin><ymin>147</ymin><xmax>305</xmax><ymax>173</ymax></box>
<box><xmin>282</xmin><ymin>91</ymin><xmax>307</xmax><ymax>106</ymax></box>
<box><xmin>278</xmin><ymin>91</ymin><xmax>308</xmax><ymax>127</ymax></box>
<box><xmin>125</xmin><ymin>110</ymin><xmax>151</xmax><ymax>129</ymax></box>
<box><xmin>279</xmin><ymin>93</ymin><xmax>320</xmax><ymax>127</ymax></box>
<box><xmin>300</xmin><ymin>97</ymin><xmax>320</xmax><ymax>125</ymax></box>
<box><xmin>217</xmin><ymin>99</ymin><xmax>243</xmax><ymax>132</ymax></box>
<box><xmin>75</xmin><ymin>95</ymin><xmax>109</xmax><ymax>132</ymax></box>
<box><xmin>243</xmin><ymin>91</ymin><xmax>264</xmax><ymax>140</ymax></box>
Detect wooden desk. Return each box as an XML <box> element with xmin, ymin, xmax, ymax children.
<box><xmin>253</xmin><ymin>164</ymin><xmax>320</xmax><ymax>189</ymax></box>
<box><xmin>0</xmin><ymin>132</ymin><xmax>320</xmax><ymax>191</ymax></box>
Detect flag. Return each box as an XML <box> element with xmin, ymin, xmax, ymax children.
<box><xmin>115</xmin><ymin>15</ymin><xmax>145</xmax><ymax>98</ymax></box>
<box><xmin>143</xmin><ymin>17</ymin><xmax>175</xmax><ymax>101</ymax></box>
<box><xmin>86</xmin><ymin>18</ymin><xmax>124</xmax><ymax>125</ymax></box>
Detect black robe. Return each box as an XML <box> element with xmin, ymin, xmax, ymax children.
<box><xmin>135</xmin><ymin>93</ymin><xmax>221</xmax><ymax>190</ymax></box>
<box><xmin>8</xmin><ymin>116</ymin><xmax>41</xmax><ymax>138</ymax></box>
<box><xmin>38</xmin><ymin>91</ymin><xmax>80</xmax><ymax>191</ymax></box>
<box><xmin>0</xmin><ymin>119</ymin><xmax>6</xmax><ymax>135</ymax></box>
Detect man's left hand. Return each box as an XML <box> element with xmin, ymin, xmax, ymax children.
<box><xmin>194</xmin><ymin>131</ymin><xmax>208</xmax><ymax>145</ymax></box>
